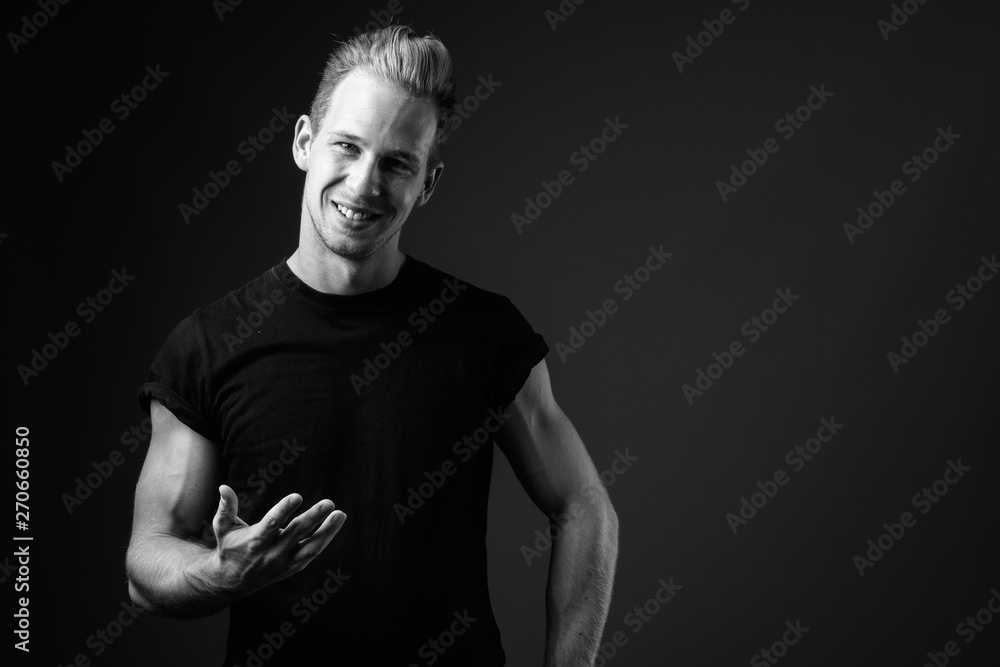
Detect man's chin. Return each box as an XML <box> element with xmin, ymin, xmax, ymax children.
<box><xmin>318</xmin><ymin>227</ymin><xmax>389</xmax><ymax>260</ymax></box>
<box><xmin>308</xmin><ymin>209</ymin><xmax>401</xmax><ymax>260</ymax></box>
<box><xmin>321</xmin><ymin>237</ymin><xmax>377</xmax><ymax>260</ymax></box>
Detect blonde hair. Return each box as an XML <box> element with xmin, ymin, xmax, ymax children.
<box><xmin>309</xmin><ymin>25</ymin><xmax>457</xmax><ymax>165</ymax></box>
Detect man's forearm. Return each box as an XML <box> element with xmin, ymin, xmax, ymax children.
<box><xmin>125</xmin><ymin>534</ymin><xmax>238</xmax><ymax>618</ymax></box>
<box><xmin>543</xmin><ymin>495</ymin><xmax>619</xmax><ymax>667</ymax></box>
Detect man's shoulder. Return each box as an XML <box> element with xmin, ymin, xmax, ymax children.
<box><xmin>406</xmin><ymin>255</ymin><xmax>518</xmax><ymax>315</ymax></box>
<box><xmin>169</xmin><ymin>261</ymin><xmax>284</xmax><ymax>337</ymax></box>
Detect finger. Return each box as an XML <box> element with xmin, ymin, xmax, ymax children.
<box><xmin>212</xmin><ymin>484</ymin><xmax>239</xmax><ymax>535</ymax></box>
<box><xmin>255</xmin><ymin>493</ymin><xmax>304</xmax><ymax>539</ymax></box>
<box><xmin>278</xmin><ymin>500</ymin><xmax>336</xmax><ymax>543</ymax></box>
<box><xmin>293</xmin><ymin>510</ymin><xmax>347</xmax><ymax>563</ymax></box>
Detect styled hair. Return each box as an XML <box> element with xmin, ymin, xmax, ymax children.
<box><xmin>308</xmin><ymin>25</ymin><xmax>457</xmax><ymax>167</ymax></box>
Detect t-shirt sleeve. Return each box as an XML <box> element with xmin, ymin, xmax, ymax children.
<box><xmin>492</xmin><ymin>296</ymin><xmax>550</xmax><ymax>409</ymax></box>
<box><xmin>136</xmin><ymin>315</ymin><xmax>223</xmax><ymax>443</ymax></box>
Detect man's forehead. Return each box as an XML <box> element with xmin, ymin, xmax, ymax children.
<box><xmin>321</xmin><ymin>71</ymin><xmax>437</xmax><ymax>153</ymax></box>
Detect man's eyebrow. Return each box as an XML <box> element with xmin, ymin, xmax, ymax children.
<box><xmin>329</xmin><ymin>131</ymin><xmax>420</xmax><ymax>164</ymax></box>
<box><xmin>329</xmin><ymin>131</ymin><xmax>365</xmax><ymax>145</ymax></box>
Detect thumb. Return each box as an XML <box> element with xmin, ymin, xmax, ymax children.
<box><xmin>213</xmin><ymin>484</ymin><xmax>239</xmax><ymax>534</ymax></box>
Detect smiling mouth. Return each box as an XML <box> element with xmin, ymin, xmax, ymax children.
<box><xmin>333</xmin><ymin>201</ymin><xmax>383</xmax><ymax>222</ymax></box>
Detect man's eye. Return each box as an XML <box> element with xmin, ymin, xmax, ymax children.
<box><xmin>335</xmin><ymin>142</ymin><xmax>358</xmax><ymax>153</ymax></box>
<box><xmin>388</xmin><ymin>159</ymin><xmax>412</xmax><ymax>173</ymax></box>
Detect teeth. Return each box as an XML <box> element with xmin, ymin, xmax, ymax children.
<box><xmin>336</xmin><ymin>204</ymin><xmax>375</xmax><ymax>221</ymax></box>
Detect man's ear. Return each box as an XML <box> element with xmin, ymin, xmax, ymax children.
<box><xmin>292</xmin><ymin>115</ymin><xmax>313</xmax><ymax>172</ymax></box>
<box><xmin>415</xmin><ymin>161</ymin><xmax>444</xmax><ymax>207</ymax></box>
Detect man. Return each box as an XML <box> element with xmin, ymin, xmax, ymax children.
<box><xmin>126</xmin><ymin>26</ymin><xmax>618</xmax><ymax>666</ymax></box>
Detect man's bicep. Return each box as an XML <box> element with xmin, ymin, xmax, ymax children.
<box><xmin>131</xmin><ymin>399</ymin><xmax>224</xmax><ymax>542</ymax></box>
<box><xmin>495</xmin><ymin>359</ymin><xmax>606</xmax><ymax>517</ymax></box>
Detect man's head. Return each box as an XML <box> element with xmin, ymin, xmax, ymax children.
<box><xmin>309</xmin><ymin>26</ymin><xmax>456</xmax><ymax>167</ymax></box>
<box><xmin>293</xmin><ymin>26</ymin><xmax>456</xmax><ymax>261</ymax></box>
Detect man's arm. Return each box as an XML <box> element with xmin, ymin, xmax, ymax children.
<box><xmin>125</xmin><ymin>399</ymin><xmax>348</xmax><ymax>618</ymax></box>
<box><xmin>495</xmin><ymin>360</ymin><xmax>620</xmax><ymax>667</ymax></box>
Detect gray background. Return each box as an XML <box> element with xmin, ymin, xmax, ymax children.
<box><xmin>6</xmin><ymin>0</ymin><xmax>999</xmax><ymax>665</ymax></box>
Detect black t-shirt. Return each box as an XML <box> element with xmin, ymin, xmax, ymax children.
<box><xmin>136</xmin><ymin>255</ymin><xmax>549</xmax><ymax>666</ymax></box>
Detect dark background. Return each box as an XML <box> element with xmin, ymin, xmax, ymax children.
<box><xmin>5</xmin><ymin>0</ymin><xmax>999</xmax><ymax>665</ymax></box>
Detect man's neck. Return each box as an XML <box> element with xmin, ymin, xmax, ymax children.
<box><xmin>286</xmin><ymin>245</ymin><xmax>406</xmax><ymax>296</ymax></box>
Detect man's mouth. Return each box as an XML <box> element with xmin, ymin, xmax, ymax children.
<box><xmin>333</xmin><ymin>202</ymin><xmax>382</xmax><ymax>222</ymax></box>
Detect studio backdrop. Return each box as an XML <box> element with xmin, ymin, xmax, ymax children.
<box><xmin>6</xmin><ymin>0</ymin><xmax>999</xmax><ymax>665</ymax></box>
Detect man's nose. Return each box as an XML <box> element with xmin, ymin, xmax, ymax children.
<box><xmin>346</xmin><ymin>156</ymin><xmax>381</xmax><ymax>197</ymax></box>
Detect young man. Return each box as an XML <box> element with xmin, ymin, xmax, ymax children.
<box><xmin>126</xmin><ymin>26</ymin><xmax>618</xmax><ymax>666</ymax></box>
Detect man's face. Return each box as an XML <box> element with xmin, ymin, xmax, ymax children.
<box><xmin>295</xmin><ymin>70</ymin><xmax>443</xmax><ymax>260</ymax></box>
